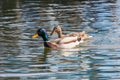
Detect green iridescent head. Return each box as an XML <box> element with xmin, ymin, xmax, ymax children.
<box><xmin>32</xmin><ymin>28</ymin><xmax>49</xmax><ymax>41</ymax></box>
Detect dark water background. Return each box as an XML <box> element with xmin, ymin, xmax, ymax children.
<box><xmin>0</xmin><ymin>0</ymin><xmax>120</xmax><ymax>80</ymax></box>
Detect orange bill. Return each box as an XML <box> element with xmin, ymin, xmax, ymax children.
<box><xmin>32</xmin><ymin>33</ymin><xmax>39</xmax><ymax>38</ymax></box>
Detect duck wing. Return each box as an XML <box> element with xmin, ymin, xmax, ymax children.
<box><xmin>57</xmin><ymin>36</ymin><xmax>80</xmax><ymax>44</ymax></box>
<box><xmin>47</xmin><ymin>41</ymin><xmax>58</xmax><ymax>49</ymax></box>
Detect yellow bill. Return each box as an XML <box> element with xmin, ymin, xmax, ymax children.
<box><xmin>32</xmin><ymin>33</ymin><xmax>39</xmax><ymax>38</ymax></box>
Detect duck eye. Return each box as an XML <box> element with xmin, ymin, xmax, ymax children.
<box><xmin>54</xmin><ymin>27</ymin><xmax>57</xmax><ymax>29</ymax></box>
<box><xmin>36</xmin><ymin>28</ymin><xmax>45</xmax><ymax>35</ymax></box>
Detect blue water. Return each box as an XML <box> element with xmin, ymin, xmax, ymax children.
<box><xmin>0</xmin><ymin>0</ymin><xmax>120</xmax><ymax>80</ymax></box>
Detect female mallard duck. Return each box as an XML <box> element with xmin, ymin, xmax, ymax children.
<box><xmin>50</xmin><ymin>25</ymin><xmax>92</xmax><ymax>40</ymax></box>
<box><xmin>32</xmin><ymin>28</ymin><xmax>82</xmax><ymax>49</ymax></box>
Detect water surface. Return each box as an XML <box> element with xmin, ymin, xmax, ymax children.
<box><xmin>0</xmin><ymin>0</ymin><xmax>120</xmax><ymax>80</ymax></box>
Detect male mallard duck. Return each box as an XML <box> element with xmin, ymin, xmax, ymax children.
<box><xmin>50</xmin><ymin>25</ymin><xmax>92</xmax><ymax>40</ymax></box>
<box><xmin>32</xmin><ymin>28</ymin><xmax>82</xmax><ymax>49</ymax></box>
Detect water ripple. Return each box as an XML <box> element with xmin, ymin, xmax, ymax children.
<box><xmin>0</xmin><ymin>0</ymin><xmax>120</xmax><ymax>80</ymax></box>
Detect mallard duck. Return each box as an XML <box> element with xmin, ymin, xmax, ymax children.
<box><xmin>50</xmin><ymin>25</ymin><xmax>92</xmax><ymax>40</ymax></box>
<box><xmin>32</xmin><ymin>28</ymin><xmax>82</xmax><ymax>49</ymax></box>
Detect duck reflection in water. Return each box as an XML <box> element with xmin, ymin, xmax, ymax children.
<box><xmin>34</xmin><ymin>47</ymin><xmax>52</xmax><ymax>64</ymax></box>
<box><xmin>31</xmin><ymin>47</ymin><xmax>52</xmax><ymax>72</ymax></box>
